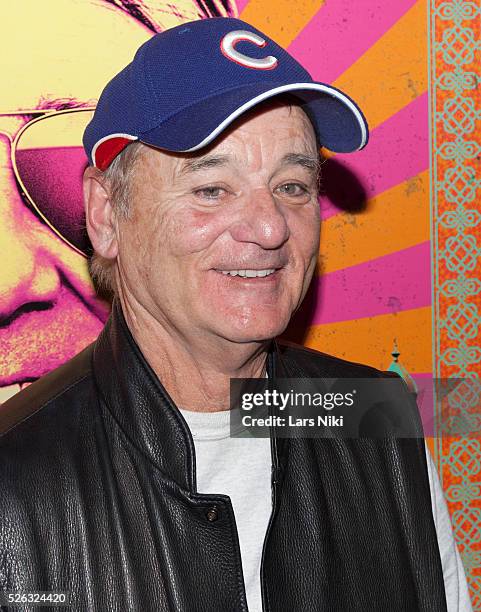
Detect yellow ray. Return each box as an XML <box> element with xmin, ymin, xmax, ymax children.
<box><xmin>333</xmin><ymin>0</ymin><xmax>427</xmax><ymax>130</ymax></box>
<box><xmin>240</xmin><ymin>0</ymin><xmax>325</xmax><ymax>48</ymax></box>
<box><xmin>284</xmin><ymin>307</ymin><xmax>432</xmax><ymax>372</ymax></box>
<box><xmin>318</xmin><ymin>171</ymin><xmax>429</xmax><ymax>274</ymax></box>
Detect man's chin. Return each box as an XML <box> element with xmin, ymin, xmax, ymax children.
<box><xmin>215</xmin><ymin>315</ymin><xmax>289</xmax><ymax>345</ymax></box>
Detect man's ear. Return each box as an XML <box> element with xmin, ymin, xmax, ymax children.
<box><xmin>83</xmin><ymin>166</ymin><xmax>118</xmax><ymax>260</ymax></box>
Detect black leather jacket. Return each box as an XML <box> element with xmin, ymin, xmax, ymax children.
<box><xmin>0</xmin><ymin>299</ymin><xmax>447</xmax><ymax>611</ymax></box>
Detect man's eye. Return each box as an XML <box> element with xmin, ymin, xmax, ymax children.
<box><xmin>276</xmin><ymin>183</ymin><xmax>309</xmax><ymax>198</ymax></box>
<box><xmin>194</xmin><ymin>186</ymin><xmax>225</xmax><ymax>199</ymax></box>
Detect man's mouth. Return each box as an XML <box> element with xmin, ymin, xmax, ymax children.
<box><xmin>214</xmin><ymin>268</ymin><xmax>278</xmax><ymax>278</ymax></box>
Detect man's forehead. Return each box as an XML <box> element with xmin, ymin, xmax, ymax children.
<box><xmin>177</xmin><ymin>150</ymin><xmax>320</xmax><ymax>178</ymax></box>
<box><xmin>1</xmin><ymin>0</ymin><xmax>152</xmax><ymax>110</ymax></box>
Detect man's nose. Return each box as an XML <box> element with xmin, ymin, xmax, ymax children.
<box><xmin>228</xmin><ymin>187</ymin><xmax>290</xmax><ymax>249</ymax></box>
<box><xmin>0</xmin><ymin>134</ymin><xmax>61</xmax><ymax>322</ymax></box>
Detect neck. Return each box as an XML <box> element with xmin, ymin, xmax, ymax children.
<box><xmin>117</xmin><ymin>293</ymin><xmax>269</xmax><ymax>413</ymax></box>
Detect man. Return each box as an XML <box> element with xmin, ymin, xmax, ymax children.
<box><xmin>0</xmin><ymin>0</ymin><xmax>235</xmax><ymax>404</ymax></box>
<box><xmin>0</xmin><ymin>17</ymin><xmax>472</xmax><ymax>612</ymax></box>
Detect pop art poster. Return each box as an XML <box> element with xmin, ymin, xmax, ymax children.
<box><xmin>1</xmin><ymin>0</ymin><xmax>480</xmax><ymax>604</ymax></box>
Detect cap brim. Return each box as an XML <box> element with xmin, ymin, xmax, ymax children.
<box><xmin>139</xmin><ymin>81</ymin><xmax>368</xmax><ymax>154</ymax></box>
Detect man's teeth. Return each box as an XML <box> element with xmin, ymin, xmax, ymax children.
<box><xmin>219</xmin><ymin>269</ymin><xmax>276</xmax><ymax>278</ymax></box>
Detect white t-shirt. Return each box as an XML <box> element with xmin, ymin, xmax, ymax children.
<box><xmin>179</xmin><ymin>407</ymin><xmax>472</xmax><ymax>612</ymax></box>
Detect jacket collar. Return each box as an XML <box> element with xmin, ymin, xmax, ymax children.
<box><xmin>92</xmin><ymin>297</ymin><xmax>284</xmax><ymax>491</ymax></box>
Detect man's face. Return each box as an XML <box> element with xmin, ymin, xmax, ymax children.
<box><xmin>0</xmin><ymin>0</ymin><xmax>201</xmax><ymax>400</ymax></box>
<box><xmin>115</xmin><ymin>103</ymin><xmax>321</xmax><ymax>344</ymax></box>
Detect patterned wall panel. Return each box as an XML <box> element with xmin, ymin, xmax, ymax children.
<box><xmin>430</xmin><ymin>0</ymin><xmax>481</xmax><ymax>605</ymax></box>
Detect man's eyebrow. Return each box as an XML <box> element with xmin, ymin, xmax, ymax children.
<box><xmin>280</xmin><ymin>153</ymin><xmax>321</xmax><ymax>172</ymax></box>
<box><xmin>179</xmin><ymin>154</ymin><xmax>231</xmax><ymax>176</ymax></box>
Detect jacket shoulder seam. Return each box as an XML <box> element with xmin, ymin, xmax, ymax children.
<box><xmin>0</xmin><ymin>372</ymin><xmax>91</xmax><ymax>438</ymax></box>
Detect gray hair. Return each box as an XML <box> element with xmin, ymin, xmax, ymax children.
<box><xmin>87</xmin><ymin>141</ymin><xmax>143</xmax><ymax>295</ymax></box>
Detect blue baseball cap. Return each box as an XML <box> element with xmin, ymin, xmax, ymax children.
<box><xmin>83</xmin><ymin>17</ymin><xmax>368</xmax><ymax>171</ymax></box>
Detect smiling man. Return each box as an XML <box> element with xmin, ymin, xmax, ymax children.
<box><xmin>0</xmin><ymin>17</ymin><xmax>472</xmax><ymax>612</ymax></box>
<box><xmin>87</xmin><ymin>103</ymin><xmax>321</xmax><ymax>392</ymax></box>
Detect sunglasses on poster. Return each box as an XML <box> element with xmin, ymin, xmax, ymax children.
<box><xmin>0</xmin><ymin>107</ymin><xmax>96</xmax><ymax>257</ymax></box>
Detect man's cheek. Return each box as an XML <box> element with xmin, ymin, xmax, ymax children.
<box><xmin>290</xmin><ymin>217</ymin><xmax>320</xmax><ymax>263</ymax></box>
<box><xmin>170</xmin><ymin>210</ymin><xmax>225</xmax><ymax>255</ymax></box>
<box><xmin>304</xmin><ymin>214</ymin><xmax>321</xmax><ymax>259</ymax></box>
